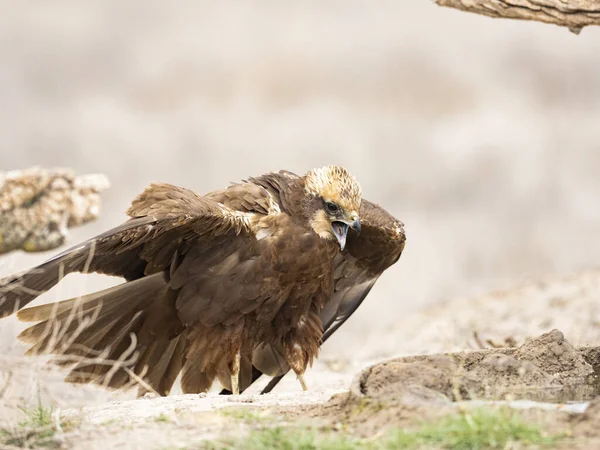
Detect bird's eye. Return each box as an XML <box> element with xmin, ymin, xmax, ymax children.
<box><xmin>325</xmin><ymin>201</ymin><xmax>339</xmax><ymax>213</ymax></box>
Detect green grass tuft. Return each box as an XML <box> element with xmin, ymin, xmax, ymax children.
<box><xmin>154</xmin><ymin>413</ymin><xmax>173</xmax><ymax>423</ymax></box>
<box><xmin>0</xmin><ymin>402</ymin><xmax>75</xmax><ymax>449</ymax></box>
<box><xmin>205</xmin><ymin>426</ymin><xmax>362</xmax><ymax>450</ymax></box>
<box><xmin>386</xmin><ymin>407</ymin><xmax>560</xmax><ymax>449</ymax></box>
<box><xmin>220</xmin><ymin>407</ymin><xmax>271</xmax><ymax>423</ymax></box>
<box><xmin>18</xmin><ymin>404</ymin><xmax>55</xmax><ymax>430</ymax></box>
<box><xmin>202</xmin><ymin>407</ymin><xmax>562</xmax><ymax>450</ymax></box>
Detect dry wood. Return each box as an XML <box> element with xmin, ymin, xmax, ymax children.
<box><xmin>0</xmin><ymin>167</ymin><xmax>109</xmax><ymax>254</ymax></box>
<box><xmin>434</xmin><ymin>0</ymin><xmax>600</xmax><ymax>34</ymax></box>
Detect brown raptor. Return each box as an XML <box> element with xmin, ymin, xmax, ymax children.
<box><xmin>0</xmin><ymin>165</ymin><xmax>405</xmax><ymax>396</ymax></box>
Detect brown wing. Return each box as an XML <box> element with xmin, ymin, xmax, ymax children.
<box><xmin>205</xmin><ymin>170</ymin><xmax>302</xmax><ymax>216</ymax></box>
<box><xmin>205</xmin><ymin>182</ymin><xmax>278</xmax><ymax>215</ymax></box>
<box><xmin>0</xmin><ymin>183</ymin><xmax>253</xmax><ymax>318</ymax></box>
<box><xmin>320</xmin><ymin>199</ymin><xmax>406</xmax><ymax>340</ymax></box>
<box><xmin>167</xmin><ymin>174</ymin><xmax>307</xmax><ymax>329</ymax></box>
<box><xmin>240</xmin><ymin>199</ymin><xmax>406</xmax><ymax>394</ymax></box>
<box><xmin>6</xmin><ymin>181</ymin><xmax>300</xmax><ymax>395</ymax></box>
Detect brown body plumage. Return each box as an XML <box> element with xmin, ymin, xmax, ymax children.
<box><xmin>0</xmin><ymin>166</ymin><xmax>405</xmax><ymax>395</ymax></box>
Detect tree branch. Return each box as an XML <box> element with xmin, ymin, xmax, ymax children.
<box><xmin>433</xmin><ymin>0</ymin><xmax>600</xmax><ymax>34</ymax></box>
<box><xmin>0</xmin><ymin>167</ymin><xmax>109</xmax><ymax>254</ymax></box>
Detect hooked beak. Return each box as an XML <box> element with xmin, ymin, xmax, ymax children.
<box><xmin>331</xmin><ymin>217</ymin><xmax>360</xmax><ymax>251</ymax></box>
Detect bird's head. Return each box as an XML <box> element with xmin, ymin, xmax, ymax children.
<box><xmin>304</xmin><ymin>165</ymin><xmax>362</xmax><ymax>251</ymax></box>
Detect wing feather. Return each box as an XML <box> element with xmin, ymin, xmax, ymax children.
<box><xmin>0</xmin><ymin>183</ymin><xmax>254</xmax><ymax>318</ymax></box>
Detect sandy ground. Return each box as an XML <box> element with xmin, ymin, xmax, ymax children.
<box><xmin>2</xmin><ymin>269</ymin><xmax>600</xmax><ymax>448</ymax></box>
<box><xmin>1</xmin><ymin>1</ymin><xmax>600</xmax><ymax>448</ymax></box>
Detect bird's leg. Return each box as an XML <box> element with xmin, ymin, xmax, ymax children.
<box><xmin>230</xmin><ymin>352</ymin><xmax>241</xmax><ymax>395</ymax></box>
<box><xmin>283</xmin><ymin>333</ymin><xmax>313</xmax><ymax>392</ymax></box>
<box><xmin>297</xmin><ymin>373</ymin><xmax>308</xmax><ymax>391</ymax></box>
<box><xmin>285</xmin><ymin>348</ymin><xmax>310</xmax><ymax>391</ymax></box>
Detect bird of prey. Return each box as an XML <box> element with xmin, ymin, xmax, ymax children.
<box><xmin>0</xmin><ymin>165</ymin><xmax>405</xmax><ymax>396</ymax></box>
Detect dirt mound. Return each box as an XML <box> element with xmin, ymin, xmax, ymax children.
<box><xmin>350</xmin><ymin>329</ymin><xmax>596</xmax><ymax>404</ymax></box>
<box><xmin>323</xmin><ymin>329</ymin><xmax>599</xmax><ymax>438</ymax></box>
<box><xmin>514</xmin><ymin>329</ymin><xmax>594</xmax><ymax>385</ymax></box>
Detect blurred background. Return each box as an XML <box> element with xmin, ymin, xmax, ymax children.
<box><xmin>1</xmin><ymin>0</ymin><xmax>600</xmax><ymax>415</ymax></box>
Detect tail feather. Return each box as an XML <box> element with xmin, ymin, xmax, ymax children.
<box><xmin>16</xmin><ymin>281</ymin><xmax>136</xmax><ymax>323</ymax></box>
<box><xmin>157</xmin><ymin>336</ymin><xmax>187</xmax><ymax>395</ymax></box>
<box><xmin>52</xmin><ymin>309</ymin><xmax>146</xmax><ymax>367</ymax></box>
<box><xmin>136</xmin><ymin>335</ymin><xmax>186</xmax><ymax>396</ymax></box>
<box><xmin>50</xmin><ymin>313</ymin><xmax>140</xmax><ymax>369</ymax></box>
<box><xmin>17</xmin><ymin>276</ymin><xmax>160</xmax><ymax>349</ymax></box>
<box><xmin>181</xmin><ymin>333</ymin><xmax>214</xmax><ymax>394</ymax></box>
<box><xmin>16</xmin><ymin>273</ymin><xmax>187</xmax><ymax>394</ymax></box>
<box><xmin>64</xmin><ymin>312</ymin><xmax>146</xmax><ymax>388</ymax></box>
<box><xmin>7</xmin><ymin>254</ymin><xmax>242</xmax><ymax>396</ymax></box>
<box><xmin>133</xmin><ymin>337</ymin><xmax>169</xmax><ymax>380</ymax></box>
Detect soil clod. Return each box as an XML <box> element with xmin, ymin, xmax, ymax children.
<box><xmin>350</xmin><ymin>329</ymin><xmax>598</xmax><ymax>405</ymax></box>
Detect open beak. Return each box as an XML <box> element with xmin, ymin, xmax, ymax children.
<box><xmin>331</xmin><ymin>221</ymin><xmax>349</xmax><ymax>250</ymax></box>
<box><xmin>331</xmin><ymin>218</ymin><xmax>360</xmax><ymax>251</ymax></box>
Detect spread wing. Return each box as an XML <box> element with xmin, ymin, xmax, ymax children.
<box><xmin>0</xmin><ymin>183</ymin><xmax>253</xmax><ymax>318</ymax></box>
<box><xmin>235</xmin><ymin>199</ymin><xmax>406</xmax><ymax>394</ymax></box>
<box><xmin>3</xmin><ymin>180</ymin><xmax>305</xmax><ymax>395</ymax></box>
